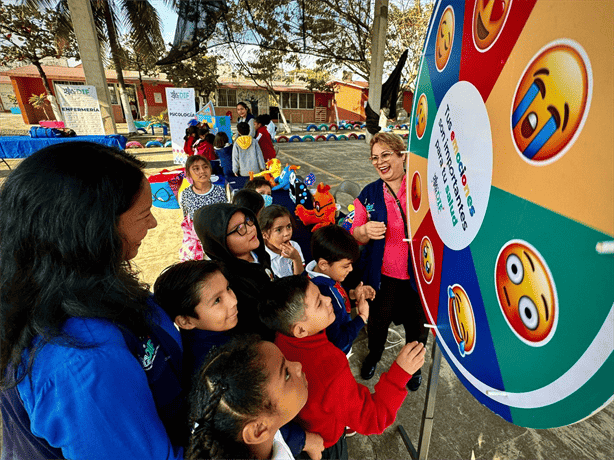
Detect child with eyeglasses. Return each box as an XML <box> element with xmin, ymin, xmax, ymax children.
<box><xmin>193</xmin><ymin>203</ymin><xmax>274</xmax><ymax>340</ymax></box>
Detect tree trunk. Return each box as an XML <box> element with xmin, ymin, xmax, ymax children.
<box><xmin>103</xmin><ymin>1</ymin><xmax>136</xmax><ymax>133</ymax></box>
<box><xmin>32</xmin><ymin>59</ymin><xmax>63</xmax><ymax>121</ymax></box>
<box><xmin>138</xmin><ymin>70</ymin><xmax>149</xmax><ymax>118</ymax></box>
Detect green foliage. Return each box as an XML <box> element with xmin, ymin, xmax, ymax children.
<box><xmin>145</xmin><ymin>109</ymin><xmax>168</xmax><ymax>125</ymax></box>
<box><xmin>0</xmin><ymin>3</ymin><xmax>79</xmax><ymax>68</ymax></box>
<box><xmin>160</xmin><ymin>54</ymin><xmax>218</xmax><ymax>99</ymax></box>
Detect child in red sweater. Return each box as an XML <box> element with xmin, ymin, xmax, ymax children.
<box><xmin>259</xmin><ymin>276</ymin><xmax>425</xmax><ymax>459</ymax></box>
<box><xmin>255</xmin><ymin>115</ymin><xmax>277</xmax><ymax>162</ymax></box>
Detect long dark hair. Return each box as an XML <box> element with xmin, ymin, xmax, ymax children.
<box><xmin>0</xmin><ymin>142</ymin><xmax>152</xmax><ymax>388</ymax></box>
<box><xmin>187</xmin><ymin>335</ymin><xmax>273</xmax><ymax>459</ymax></box>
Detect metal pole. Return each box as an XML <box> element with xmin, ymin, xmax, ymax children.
<box><xmin>66</xmin><ymin>0</ymin><xmax>116</xmax><ymax>134</ymax></box>
<box><xmin>366</xmin><ymin>0</ymin><xmax>388</xmax><ymax>143</ymax></box>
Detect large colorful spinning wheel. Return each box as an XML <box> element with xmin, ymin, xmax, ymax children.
<box><xmin>407</xmin><ymin>0</ymin><xmax>613</xmax><ymax>429</ymax></box>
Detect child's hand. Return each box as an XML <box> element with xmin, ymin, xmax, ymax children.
<box><xmin>395</xmin><ymin>341</ymin><xmax>426</xmax><ymax>377</ymax></box>
<box><xmin>280</xmin><ymin>241</ymin><xmax>301</xmax><ymax>262</ymax></box>
<box><xmin>353</xmin><ymin>282</ymin><xmax>376</xmax><ymax>301</ymax></box>
<box><xmin>303</xmin><ymin>431</ymin><xmax>324</xmax><ymax>460</ymax></box>
<box><xmin>357</xmin><ymin>297</ymin><xmax>369</xmax><ymax>323</ymax></box>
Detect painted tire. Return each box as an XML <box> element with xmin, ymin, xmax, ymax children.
<box><xmin>328</xmin><ymin>123</ymin><xmax>338</xmax><ymax>132</ymax></box>
<box><xmin>306</xmin><ymin>124</ymin><xmax>319</xmax><ymax>132</ymax></box>
<box><xmin>358</xmin><ymin>134</ymin><xmax>366</xmax><ymax>140</ymax></box>
<box><xmin>348</xmin><ymin>133</ymin><xmax>358</xmax><ymax>139</ymax></box>
<box><xmin>164</xmin><ymin>140</ymin><xmax>172</xmax><ymax>147</ymax></box>
<box><xmin>126</xmin><ymin>141</ymin><xmax>143</xmax><ymax>148</ymax></box>
<box><xmin>315</xmin><ymin>134</ymin><xmax>327</xmax><ymax>141</ymax></box>
<box><xmin>337</xmin><ymin>134</ymin><xmax>348</xmax><ymax>141</ymax></box>
<box><xmin>318</xmin><ymin>123</ymin><xmax>329</xmax><ymax>131</ymax></box>
<box><xmin>400</xmin><ymin>124</ymin><xmax>409</xmax><ymax>129</ymax></box>
<box><xmin>145</xmin><ymin>140</ymin><xmax>163</xmax><ymax>148</ymax></box>
<box><xmin>302</xmin><ymin>135</ymin><xmax>315</xmax><ymax>142</ymax></box>
<box><xmin>360</xmin><ymin>123</ymin><xmax>366</xmax><ymax>129</ymax></box>
<box><xmin>289</xmin><ymin>135</ymin><xmax>303</xmax><ymax>142</ymax></box>
<box><xmin>276</xmin><ymin>135</ymin><xmax>289</xmax><ymax>143</ymax></box>
<box><xmin>137</xmin><ymin>128</ymin><xmax>148</xmax><ymax>134</ymax></box>
<box><xmin>387</xmin><ymin>125</ymin><xmax>395</xmax><ymax>130</ymax></box>
<box><xmin>353</xmin><ymin>124</ymin><xmax>362</xmax><ymax>130</ymax></box>
<box><xmin>401</xmin><ymin>133</ymin><xmax>409</xmax><ymax>139</ymax></box>
<box><xmin>326</xmin><ymin>134</ymin><xmax>338</xmax><ymax>141</ymax></box>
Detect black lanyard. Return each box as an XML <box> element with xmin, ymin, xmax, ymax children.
<box><xmin>385</xmin><ymin>182</ymin><xmax>409</xmax><ymax>241</ymax></box>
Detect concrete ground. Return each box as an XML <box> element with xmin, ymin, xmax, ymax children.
<box><xmin>1</xmin><ymin>114</ymin><xmax>612</xmax><ymax>459</ymax></box>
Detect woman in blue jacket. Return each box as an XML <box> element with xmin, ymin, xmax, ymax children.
<box><xmin>0</xmin><ymin>142</ymin><xmax>185</xmax><ymax>459</ymax></box>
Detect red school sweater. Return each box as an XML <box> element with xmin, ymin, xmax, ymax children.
<box><xmin>256</xmin><ymin>126</ymin><xmax>276</xmax><ymax>162</ymax></box>
<box><xmin>275</xmin><ymin>331</ymin><xmax>411</xmax><ymax>448</ymax></box>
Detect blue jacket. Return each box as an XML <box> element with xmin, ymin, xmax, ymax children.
<box><xmin>215</xmin><ymin>144</ymin><xmax>233</xmax><ymax>178</ymax></box>
<box><xmin>356</xmin><ymin>179</ymin><xmax>417</xmax><ymax>291</ymax></box>
<box><xmin>3</xmin><ymin>303</ymin><xmax>184</xmax><ymax>460</ymax></box>
<box><xmin>306</xmin><ymin>261</ymin><xmax>365</xmax><ymax>354</ymax></box>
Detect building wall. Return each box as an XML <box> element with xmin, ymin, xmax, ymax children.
<box><xmin>0</xmin><ymin>83</ymin><xmax>18</xmax><ymax>112</ymax></box>
<box><xmin>334</xmin><ymin>84</ymin><xmax>367</xmax><ymax>122</ymax></box>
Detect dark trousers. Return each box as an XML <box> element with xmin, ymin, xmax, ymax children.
<box><xmin>297</xmin><ymin>433</ymin><xmax>348</xmax><ymax>460</ymax></box>
<box><xmin>367</xmin><ymin>275</ymin><xmax>428</xmax><ymax>362</ymax></box>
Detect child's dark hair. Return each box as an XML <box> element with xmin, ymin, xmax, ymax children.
<box><xmin>237</xmin><ymin>122</ymin><xmax>250</xmax><ymax>136</ymax></box>
<box><xmin>185</xmin><ymin>155</ymin><xmax>211</xmax><ymax>177</ymax></box>
<box><xmin>154</xmin><ymin>260</ymin><xmax>225</xmax><ymax>322</ymax></box>
<box><xmin>186</xmin><ymin>335</ymin><xmax>273</xmax><ymax>459</ymax></box>
<box><xmin>255</xmin><ymin>114</ymin><xmax>271</xmax><ymax>126</ymax></box>
<box><xmin>258</xmin><ymin>204</ymin><xmax>294</xmax><ymax>233</ymax></box>
<box><xmin>311</xmin><ymin>224</ymin><xmax>359</xmax><ymax>264</ymax></box>
<box><xmin>213</xmin><ymin>132</ymin><xmax>229</xmax><ymax>149</ymax></box>
<box><xmin>244</xmin><ymin>177</ymin><xmax>272</xmax><ymax>192</ymax></box>
<box><xmin>232</xmin><ymin>189</ymin><xmax>264</xmax><ymax>216</ymax></box>
<box><xmin>205</xmin><ymin>133</ymin><xmax>215</xmax><ymax>145</ymax></box>
<box><xmin>198</xmin><ymin>127</ymin><xmax>209</xmax><ymax>138</ymax></box>
<box><xmin>259</xmin><ymin>275</ymin><xmax>309</xmax><ymax>336</ymax></box>
<box><xmin>184</xmin><ymin>125</ymin><xmax>198</xmax><ymax>141</ymax></box>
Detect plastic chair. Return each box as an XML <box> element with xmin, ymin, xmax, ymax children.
<box><xmin>333</xmin><ymin>180</ymin><xmax>362</xmax><ymax>201</ymax></box>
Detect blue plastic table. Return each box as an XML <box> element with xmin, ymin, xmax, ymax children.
<box><xmin>0</xmin><ymin>135</ymin><xmax>127</xmax><ymax>161</ymax></box>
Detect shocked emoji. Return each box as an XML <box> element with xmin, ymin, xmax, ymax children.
<box><xmin>435</xmin><ymin>6</ymin><xmax>455</xmax><ymax>71</ymax></box>
<box><xmin>511</xmin><ymin>41</ymin><xmax>592</xmax><ymax>163</ymax></box>
<box><xmin>473</xmin><ymin>0</ymin><xmax>512</xmax><ymax>51</ymax></box>
<box><xmin>448</xmin><ymin>284</ymin><xmax>476</xmax><ymax>357</ymax></box>
<box><xmin>415</xmin><ymin>94</ymin><xmax>428</xmax><ymax>139</ymax></box>
<box><xmin>495</xmin><ymin>240</ymin><xmax>558</xmax><ymax>346</ymax></box>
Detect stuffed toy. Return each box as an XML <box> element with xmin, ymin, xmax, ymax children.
<box><xmin>295</xmin><ymin>182</ymin><xmax>336</xmax><ymax>231</ymax></box>
<box><xmin>272</xmin><ymin>163</ymin><xmax>300</xmax><ymax>191</ymax></box>
<box><xmin>249</xmin><ymin>158</ymin><xmax>282</xmax><ymax>187</ymax></box>
<box><xmin>290</xmin><ymin>173</ymin><xmax>313</xmax><ymax>207</ymax></box>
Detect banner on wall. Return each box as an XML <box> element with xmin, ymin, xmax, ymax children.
<box><xmin>56</xmin><ymin>84</ymin><xmax>104</xmax><ymax>135</ymax></box>
<box><xmin>166</xmin><ymin>87</ymin><xmax>196</xmax><ymax>164</ymax></box>
<box><xmin>406</xmin><ymin>0</ymin><xmax>613</xmax><ymax>429</ymax></box>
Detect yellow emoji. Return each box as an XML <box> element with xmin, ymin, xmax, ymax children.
<box><xmin>495</xmin><ymin>241</ymin><xmax>557</xmax><ymax>345</ymax></box>
<box><xmin>436</xmin><ymin>6</ymin><xmax>455</xmax><ymax>71</ymax></box>
<box><xmin>448</xmin><ymin>284</ymin><xmax>476</xmax><ymax>356</ymax></box>
<box><xmin>512</xmin><ymin>42</ymin><xmax>591</xmax><ymax>163</ymax></box>
<box><xmin>420</xmin><ymin>236</ymin><xmax>435</xmax><ymax>283</ymax></box>
<box><xmin>473</xmin><ymin>0</ymin><xmax>512</xmax><ymax>51</ymax></box>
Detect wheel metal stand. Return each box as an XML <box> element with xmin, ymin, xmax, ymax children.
<box><xmin>398</xmin><ymin>340</ymin><xmax>442</xmax><ymax>460</ymax></box>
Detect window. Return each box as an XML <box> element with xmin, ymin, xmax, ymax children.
<box><xmin>217</xmin><ymin>88</ymin><xmax>237</xmax><ymax>107</ymax></box>
<box><xmin>279</xmin><ymin>92</ymin><xmax>314</xmax><ymax>109</ymax></box>
<box><xmin>107</xmin><ymin>85</ymin><xmax>118</xmax><ymax>104</ymax></box>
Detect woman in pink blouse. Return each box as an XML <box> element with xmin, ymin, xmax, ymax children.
<box><xmin>351</xmin><ymin>132</ymin><xmax>428</xmax><ymax>391</ymax></box>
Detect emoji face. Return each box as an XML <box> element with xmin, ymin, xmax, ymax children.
<box><xmin>448</xmin><ymin>285</ymin><xmax>476</xmax><ymax>357</ymax></box>
<box><xmin>420</xmin><ymin>236</ymin><xmax>435</xmax><ymax>283</ymax></box>
<box><xmin>473</xmin><ymin>0</ymin><xmax>512</xmax><ymax>51</ymax></box>
<box><xmin>435</xmin><ymin>6</ymin><xmax>455</xmax><ymax>71</ymax></box>
<box><xmin>411</xmin><ymin>172</ymin><xmax>422</xmax><ymax>211</ymax></box>
<box><xmin>511</xmin><ymin>41</ymin><xmax>591</xmax><ymax>163</ymax></box>
<box><xmin>415</xmin><ymin>94</ymin><xmax>428</xmax><ymax>139</ymax></box>
<box><xmin>495</xmin><ymin>241</ymin><xmax>557</xmax><ymax>346</ymax></box>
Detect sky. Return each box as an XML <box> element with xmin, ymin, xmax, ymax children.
<box><xmin>150</xmin><ymin>0</ymin><xmax>179</xmax><ymax>45</ymax></box>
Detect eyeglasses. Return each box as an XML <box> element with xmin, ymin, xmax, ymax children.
<box><xmin>370</xmin><ymin>150</ymin><xmax>396</xmax><ymax>164</ymax></box>
<box><xmin>227</xmin><ymin>215</ymin><xmax>255</xmax><ymax>236</ymax></box>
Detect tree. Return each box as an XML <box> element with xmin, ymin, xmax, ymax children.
<box><xmin>160</xmin><ymin>53</ymin><xmax>218</xmax><ymax>110</ymax></box>
<box><xmin>0</xmin><ymin>3</ymin><xmax>78</xmax><ymax>121</ymax></box>
<box><xmin>51</xmin><ymin>0</ymin><xmax>166</xmax><ymax>133</ymax></box>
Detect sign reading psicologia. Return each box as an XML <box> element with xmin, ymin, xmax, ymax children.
<box><xmin>165</xmin><ymin>87</ymin><xmax>195</xmax><ymax>164</ymax></box>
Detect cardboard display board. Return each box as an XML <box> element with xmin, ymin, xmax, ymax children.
<box><xmin>407</xmin><ymin>0</ymin><xmax>613</xmax><ymax>429</ymax></box>
<box><xmin>56</xmin><ymin>84</ymin><xmax>105</xmax><ymax>135</ymax></box>
<box><xmin>166</xmin><ymin>87</ymin><xmax>196</xmax><ymax>164</ymax></box>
